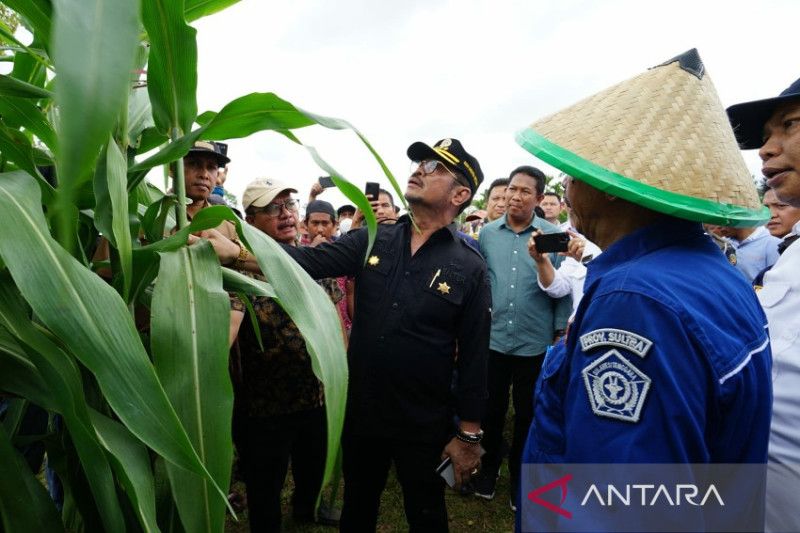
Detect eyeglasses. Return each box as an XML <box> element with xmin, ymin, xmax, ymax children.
<box><xmin>411</xmin><ymin>159</ymin><xmax>455</xmax><ymax>177</ymax></box>
<box><xmin>252</xmin><ymin>199</ymin><xmax>297</xmax><ymax>217</ymax></box>
<box><xmin>410</xmin><ymin>159</ymin><xmax>469</xmax><ymax>189</ymax></box>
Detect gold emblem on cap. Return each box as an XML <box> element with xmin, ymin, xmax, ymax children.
<box><xmin>437</xmin><ymin>282</ymin><xmax>451</xmax><ymax>295</ymax></box>
<box><xmin>439</xmin><ymin>138</ymin><xmax>452</xmax><ymax>149</ymax></box>
<box><xmin>368</xmin><ymin>255</ymin><xmax>380</xmax><ymax>266</ymax></box>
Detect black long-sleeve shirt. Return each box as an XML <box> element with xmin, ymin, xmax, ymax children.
<box><xmin>282</xmin><ymin>216</ymin><xmax>491</xmax><ymax>444</ymax></box>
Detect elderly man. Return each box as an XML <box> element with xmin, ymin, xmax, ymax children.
<box><xmin>206</xmin><ymin>138</ymin><xmax>491</xmax><ymax>532</ymax></box>
<box><xmin>230</xmin><ymin>179</ymin><xmax>345</xmax><ymax>531</ymax></box>
<box><xmin>517</xmin><ymin>50</ymin><xmax>772</xmax><ymax>531</ymax></box>
<box><xmin>728</xmin><ymin>76</ymin><xmax>800</xmax><ymax>533</ymax></box>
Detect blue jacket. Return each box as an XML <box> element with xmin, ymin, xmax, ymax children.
<box><xmin>518</xmin><ymin>218</ymin><xmax>772</xmax><ymax>531</ymax></box>
<box><xmin>524</xmin><ymin>218</ymin><xmax>772</xmax><ymax>464</ymax></box>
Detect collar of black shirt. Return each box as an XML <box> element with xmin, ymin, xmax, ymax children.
<box><xmin>396</xmin><ymin>214</ymin><xmax>459</xmax><ymax>241</ymax></box>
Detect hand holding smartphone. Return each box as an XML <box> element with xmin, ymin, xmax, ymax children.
<box><xmin>533</xmin><ymin>232</ymin><xmax>570</xmax><ymax>253</ymax></box>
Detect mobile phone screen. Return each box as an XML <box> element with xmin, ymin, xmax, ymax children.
<box><xmin>319</xmin><ymin>176</ymin><xmax>335</xmax><ymax>188</ymax></box>
<box><xmin>364</xmin><ymin>181</ymin><xmax>380</xmax><ymax>200</ymax></box>
<box><xmin>534</xmin><ymin>232</ymin><xmax>570</xmax><ymax>253</ymax></box>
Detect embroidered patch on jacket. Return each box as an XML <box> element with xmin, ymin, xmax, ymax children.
<box><xmin>582</xmin><ymin>349</ymin><xmax>651</xmax><ymax>423</ymax></box>
<box><xmin>579</xmin><ymin>328</ymin><xmax>653</xmax><ymax>358</ymax></box>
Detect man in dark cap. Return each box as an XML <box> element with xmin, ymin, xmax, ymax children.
<box><xmin>201</xmin><ymin>138</ymin><xmax>491</xmax><ymax>532</ymax></box>
<box><xmin>182</xmin><ymin>140</ymin><xmax>230</xmax><ymax>219</ymax></box>
<box><xmin>728</xmin><ymin>77</ymin><xmax>800</xmax><ymax>533</ymax></box>
<box><xmin>304</xmin><ymin>200</ymin><xmax>338</xmax><ymax>246</ymax></box>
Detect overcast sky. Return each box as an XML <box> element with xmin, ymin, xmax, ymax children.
<box><xmin>182</xmin><ymin>1</ymin><xmax>796</xmax><ymax>210</ymax></box>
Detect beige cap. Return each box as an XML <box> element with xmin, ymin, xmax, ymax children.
<box><xmin>242</xmin><ymin>178</ymin><xmax>297</xmax><ymax>210</ymax></box>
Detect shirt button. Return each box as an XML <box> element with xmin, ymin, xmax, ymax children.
<box><xmin>510</xmin><ymin>285</ymin><xmax>514</xmax><ymax>289</ymax></box>
<box><xmin>513</xmin><ymin>250</ymin><xmax>518</xmax><ymax>254</ymax></box>
<box><xmin>404</xmin><ymin>271</ymin><xmax>410</xmax><ymax>276</ymax></box>
<box><xmin>510</xmin><ymin>303</ymin><xmax>514</xmax><ymax>307</ymax></box>
<box><xmin>512</xmin><ymin>267</ymin><xmax>516</xmax><ymax>271</ymax></box>
<box><xmin>508</xmin><ymin>320</ymin><xmax>513</xmax><ymax>324</ymax></box>
<box><xmin>392</xmin><ymin>302</ymin><xmax>398</xmax><ymax>309</ymax></box>
<box><xmin>379</xmin><ymin>335</ymin><xmax>385</xmax><ymax>341</ymax></box>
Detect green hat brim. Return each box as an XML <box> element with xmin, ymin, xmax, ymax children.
<box><xmin>516</xmin><ymin>128</ymin><xmax>769</xmax><ymax>228</ymax></box>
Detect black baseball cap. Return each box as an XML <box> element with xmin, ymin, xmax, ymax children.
<box><xmin>726</xmin><ymin>77</ymin><xmax>800</xmax><ymax>149</ymax></box>
<box><xmin>407</xmin><ymin>138</ymin><xmax>484</xmax><ymax>194</ymax></box>
<box><xmin>187</xmin><ymin>140</ymin><xmax>230</xmax><ymax>166</ymax></box>
<box><xmin>337</xmin><ymin>204</ymin><xmax>356</xmax><ymax>217</ymax></box>
<box><xmin>306</xmin><ymin>200</ymin><xmax>336</xmax><ymax>219</ymax></box>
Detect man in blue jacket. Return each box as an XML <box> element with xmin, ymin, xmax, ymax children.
<box><xmin>515</xmin><ymin>49</ymin><xmax>772</xmax><ymax>532</ymax></box>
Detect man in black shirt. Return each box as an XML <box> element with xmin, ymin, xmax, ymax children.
<box><xmin>206</xmin><ymin>138</ymin><xmax>491</xmax><ymax>531</ymax></box>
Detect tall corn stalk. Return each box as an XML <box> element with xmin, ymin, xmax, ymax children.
<box><xmin>0</xmin><ymin>0</ymin><xmax>402</xmax><ymax>530</ymax></box>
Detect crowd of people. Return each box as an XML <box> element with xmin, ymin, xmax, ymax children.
<box><xmin>175</xmin><ymin>51</ymin><xmax>799</xmax><ymax>532</ymax></box>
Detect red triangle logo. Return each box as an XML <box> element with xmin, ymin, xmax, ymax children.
<box><xmin>527</xmin><ymin>473</ymin><xmax>573</xmax><ymax>519</ymax></box>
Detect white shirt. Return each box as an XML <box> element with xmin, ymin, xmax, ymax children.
<box><xmin>759</xmin><ymin>221</ymin><xmax>800</xmax><ymax>532</ymax></box>
<box><xmin>537</xmin><ymin>234</ymin><xmax>602</xmax><ymax>314</ymax></box>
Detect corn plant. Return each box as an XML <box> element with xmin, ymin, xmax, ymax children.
<box><xmin>0</xmin><ymin>0</ymin><xmax>401</xmax><ymax>531</ymax></box>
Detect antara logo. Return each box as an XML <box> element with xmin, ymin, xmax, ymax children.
<box><xmin>581</xmin><ymin>484</ymin><xmax>725</xmax><ymax>507</ymax></box>
<box><xmin>528</xmin><ymin>474</ymin><xmax>573</xmax><ymax>518</ymax></box>
<box><xmin>527</xmin><ymin>474</ymin><xmax>725</xmax><ymax>518</ymax></box>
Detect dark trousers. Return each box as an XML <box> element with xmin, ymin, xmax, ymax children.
<box><xmin>481</xmin><ymin>350</ymin><xmax>544</xmax><ymax>496</ymax></box>
<box><xmin>340</xmin><ymin>433</ymin><xmax>448</xmax><ymax>532</ymax></box>
<box><xmin>233</xmin><ymin>406</ymin><xmax>327</xmax><ymax>533</ymax></box>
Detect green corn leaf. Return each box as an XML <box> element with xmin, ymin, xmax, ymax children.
<box><xmin>0</xmin><ymin>96</ymin><xmax>56</xmax><ymax>149</ymax></box>
<box><xmin>142</xmin><ymin>0</ymin><xmax>198</xmax><ymax>136</ymax></box>
<box><xmin>141</xmin><ymin>193</ymin><xmax>179</xmax><ymax>243</ymax></box>
<box><xmin>90</xmin><ymin>409</ymin><xmax>159</xmax><ymax>533</ymax></box>
<box><xmin>0</xmin><ymin>277</ymin><xmax>125</xmax><ymax>532</ymax></box>
<box><xmin>0</xmin><ymin>170</ymin><xmax>228</xmax><ymax>505</ymax></box>
<box><xmin>236</xmin><ymin>220</ymin><xmax>348</xmax><ymax>492</ymax></box>
<box><xmin>190</xmin><ymin>207</ymin><xmax>348</xmax><ymax>492</ymax></box>
<box><xmin>0</xmin><ymin>424</ymin><xmax>64</xmax><ymax>533</ymax></box>
<box><xmin>222</xmin><ymin>267</ymin><xmax>276</xmax><ymax>298</ymax></box>
<box><xmin>0</xmin><ymin>121</ymin><xmax>55</xmax><ymax>202</ymax></box>
<box><xmin>151</xmin><ymin>241</ymin><xmax>233</xmax><ymax>533</ymax></box>
<box><xmin>184</xmin><ymin>0</ymin><xmax>241</xmax><ymax>22</ymax></box>
<box><xmin>51</xmin><ymin>0</ymin><xmax>140</xmax><ymax>251</ymax></box>
<box><xmin>93</xmin><ymin>139</ymin><xmax>133</xmax><ymax>300</ymax></box>
<box><xmin>0</xmin><ymin>327</ymin><xmax>54</xmax><ymax>410</ymax></box>
<box><xmin>134</xmin><ymin>205</ymin><xmax>349</xmax><ymax>490</ymax></box>
<box><xmin>0</xmin><ymin>74</ymin><xmax>53</xmax><ymax>99</ymax></box>
<box><xmin>1</xmin><ymin>0</ymin><xmax>53</xmax><ymax>48</ymax></box>
<box><xmin>128</xmin><ymin>86</ymin><xmax>156</xmax><ymax>150</ymax></box>
<box><xmin>0</xmin><ymin>398</ymin><xmax>29</xmax><ymax>441</ymax></box>
<box><xmin>127</xmin><ymin>93</ymin><xmax>387</xmax><ymax>252</ymax></box>
<box><xmin>11</xmin><ymin>37</ymin><xmax>48</xmax><ymax>88</ymax></box>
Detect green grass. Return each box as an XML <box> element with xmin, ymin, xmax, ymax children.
<box><xmin>225</xmin><ymin>411</ymin><xmax>518</xmax><ymax>532</ymax></box>
<box><xmin>225</xmin><ymin>464</ymin><xmax>515</xmax><ymax>532</ymax></box>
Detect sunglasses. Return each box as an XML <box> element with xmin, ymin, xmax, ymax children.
<box><xmin>410</xmin><ymin>159</ymin><xmax>468</xmax><ymax>189</ymax></box>
<box><xmin>252</xmin><ymin>199</ymin><xmax>298</xmax><ymax>217</ymax></box>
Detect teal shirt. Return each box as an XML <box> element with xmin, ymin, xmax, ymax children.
<box><xmin>479</xmin><ymin>214</ymin><xmax>572</xmax><ymax>356</ymax></box>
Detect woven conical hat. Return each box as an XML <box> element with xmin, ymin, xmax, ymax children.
<box><xmin>516</xmin><ymin>49</ymin><xmax>767</xmax><ymax>227</ymax></box>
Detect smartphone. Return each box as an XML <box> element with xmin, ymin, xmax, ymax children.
<box><xmin>534</xmin><ymin>232</ymin><xmax>570</xmax><ymax>253</ymax></box>
<box><xmin>364</xmin><ymin>181</ymin><xmax>380</xmax><ymax>201</ymax></box>
<box><xmin>319</xmin><ymin>176</ymin><xmax>335</xmax><ymax>188</ymax></box>
<box><xmin>436</xmin><ymin>457</ymin><xmax>456</xmax><ymax>488</ymax></box>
